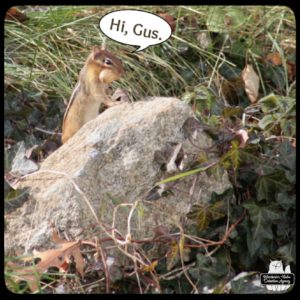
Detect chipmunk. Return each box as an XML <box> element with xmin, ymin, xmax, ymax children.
<box><xmin>61</xmin><ymin>46</ymin><xmax>124</xmax><ymax>144</ymax></box>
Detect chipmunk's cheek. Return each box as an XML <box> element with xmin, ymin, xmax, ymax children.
<box><xmin>99</xmin><ymin>69</ymin><xmax>121</xmax><ymax>83</ymax></box>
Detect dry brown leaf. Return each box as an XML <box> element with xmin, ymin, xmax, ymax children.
<box><xmin>266</xmin><ymin>52</ymin><xmax>282</xmax><ymax>65</ymax></box>
<box><xmin>236</xmin><ymin>129</ymin><xmax>249</xmax><ymax>148</ymax></box>
<box><xmin>242</xmin><ymin>64</ymin><xmax>260</xmax><ymax>104</ymax></box>
<box><xmin>14</xmin><ymin>240</ymin><xmax>84</xmax><ymax>292</ymax></box>
<box><xmin>158</xmin><ymin>13</ymin><xmax>176</xmax><ymax>32</ymax></box>
<box><xmin>5</xmin><ymin>7</ymin><xmax>28</xmax><ymax>22</ymax></box>
<box><xmin>32</xmin><ymin>241</ymin><xmax>84</xmax><ymax>276</ymax></box>
<box><xmin>287</xmin><ymin>61</ymin><xmax>296</xmax><ymax>81</ymax></box>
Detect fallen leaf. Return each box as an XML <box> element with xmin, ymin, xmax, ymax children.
<box><xmin>15</xmin><ymin>240</ymin><xmax>84</xmax><ymax>292</ymax></box>
<box><xmin>287</xmin><ymin>61</ymin><xmax>296</xmax><ymax>81</ymax></box>
<box><xmin>33</xmin><ymin>241</ymin><xmax>84</xmax><ymax>276</ymax></box>
<box><xmin>266</xmin><ymin>52</ymin><xmax>282</xmax><ymax>65</ymax></box>
<box><xmin>158</xmin><ymin>13</ymin><xmax>176</xmax><ymax>32</ymax></box>
<box><xmin>5</xmin><ymin>7</ymin><xmax>28</xmax><ymax>22</ymax></box>
<box><xmin>242</xmin><ymin>64</ymin><xmax>260</xmax><ymax>104</ymax></box>
<box><xmin>236</xmin><ymin>129</ymin><xmax>249</xmax><ymax>148</ymax></box>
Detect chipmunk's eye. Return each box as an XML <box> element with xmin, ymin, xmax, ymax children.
<box><xmin>104</xmin><ymin>58</ymin><xmax>113</xmax><ymax>66</ymax></box>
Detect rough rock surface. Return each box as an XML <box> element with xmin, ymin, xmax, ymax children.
<box><xmin>5</xmin><ymin>98</ymin><xmax>232</xmax><ymax>258</ymax></box>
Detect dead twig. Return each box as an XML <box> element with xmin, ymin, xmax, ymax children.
<box><xmin>95</xmin><ymin>238</ymin><xmax>110</xmax><ymax>294</ymax></box>
<box><xmin>184</xmin><ymin>209</ymin><xmax>247</xmax><ymax>249</ymax></box>
<box><xmin>35</xmin><ymin>127</ymin><xmax>62</xmax><ymax>136</ymax></box>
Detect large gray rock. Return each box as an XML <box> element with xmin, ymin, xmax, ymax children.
<box><xmin>5</xmin><ymin>98</ymin><xmax>232</xmax><ymax>258</ymax></box>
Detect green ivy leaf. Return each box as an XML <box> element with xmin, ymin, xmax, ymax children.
<box><xmin>187</xmin><ymin>200</ymin><xmax>226</xmax><ymax>231</ymax></box>
<box><xmin>222</xmin><ymin>106</ymin><xmax>243</xmax><ymax>118</ymax></box>
<box><xmin>276</xmin><ymin>243</ymin><xmax>296</xmax><ymax>264</ymax></box>
<box><xmin>276</xmin><ymin>192</ymin><xmax>295</xmax><ymax>210</ymax></box>
<box><xmin>231</xmin><ymin>218</ymin><xmax>258</xmax><ymax>267</ymax></box>
<box><xmin>258</xmin><ymin>93</ymin><xmax>280</xmax><ymax>113</ymax></box>
<box><xmin>243</xmin><ymin>202</ymin><xmax>281</xmax><ymax>257</ymax></box>
<box><xmin>243</xmin><ymin>203</ymin><xmax>281</xmax><ymax>235</ymax></box>
<box><xmin>189</xmin><ymin>252</ymin><xmax>228</xmax><ymax>290</ymax></box>
<box><xmin>278</xmin><ymin>141</ymin><xmax>296</xmax><ymax>172</ymax></box>
<box><xmin>194</xmin><ymin>85</ymin><xmax>216</xmax><ymax>113</ymax></box>
<box><xmin>280</xmin><ymin>118</ymin><xmax>296</xmax><ymax>137</ymax></box>
<box><xmin>258</xmin><ymin>95</ymin><xmax>295</xmax><ymax>134</ymax></box>
<box><xmin>219</xmin><ymin>63</ymin><xmax>242</xmax><ymax>80</ymax></box>
<box><xmin>258</xmin><ymin>114</ymin><xmax>276</xmax><ymax>130</ymax></box>
<box><xmin>182</xmin><ymin>91</ymin><xmax>197</xmax><ymax>103</ymax></box>
<box><xmin>220</xmin><ymin>140</ymin><xmax>241</xmax><ymax>170</ymax></box>
<box><xmin>255</xmin><ymin>171</ymin><xmax>291</xmax><ymax>201</ymax></box>
<box><xmin>278</xmin><ymin>96</ymin><xmax>295</xmax><ymax>113</ymax></box>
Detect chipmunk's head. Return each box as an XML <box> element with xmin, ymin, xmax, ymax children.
<box><xmin>91</xmin><ymin>45</ymin><xmax>124</xmax><ymax>83</ymax></box>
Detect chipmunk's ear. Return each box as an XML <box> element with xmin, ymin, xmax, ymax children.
<box><xmin>93</xmin><ymin>45</ymin><xmax>106</xmax><ymax>51</ymax></box>
<box><xmin>92</xmin><ymin>46</ymin><xmax>102</xmax><ymax>53</ymax></box>
<box><xmin>92</xmin><ymin>46</ymin><xmax>104</xmax><ymax>60</ymax></box>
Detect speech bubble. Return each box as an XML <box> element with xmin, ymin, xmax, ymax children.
<box><xmin>99</xmin><ymin>9</ymin><xmax>172</xmax><ymax>52</ymax></box>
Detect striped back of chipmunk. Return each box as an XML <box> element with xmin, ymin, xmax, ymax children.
<box><xmin>62</xmin><ymin>81</ymin><xmax>81</xmax><ymax>126</ymax></box>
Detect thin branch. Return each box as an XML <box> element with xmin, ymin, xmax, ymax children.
<box><xmin>159</xmin><ymin>262</ymin><xmax>196</xmax><ymax>281</ymax></box>
<box><xmin>35</xmin><ymin>127</ymin><xmax>62</xmax><ymax>136</ymax></box>
<box><xmin>96</xmin><ymin>238</ymin><xmax>110</xmax><ymax>294</ymax></box>
<box><xmin>184</xmin><ymin>209</ymin><xmax>247</xmax><ymax>249</ymax></box>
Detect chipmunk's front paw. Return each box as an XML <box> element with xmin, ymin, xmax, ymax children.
<box><xmin>111</xmin><ymin>88</ymin><xmax>130</xmax><ymax>103</ymax></box>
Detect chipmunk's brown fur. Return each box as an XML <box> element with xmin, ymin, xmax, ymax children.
<box><xmin>61</xmin><ymin>46</ymin><xmax>124</xmax><ymax>144</ymax></box>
